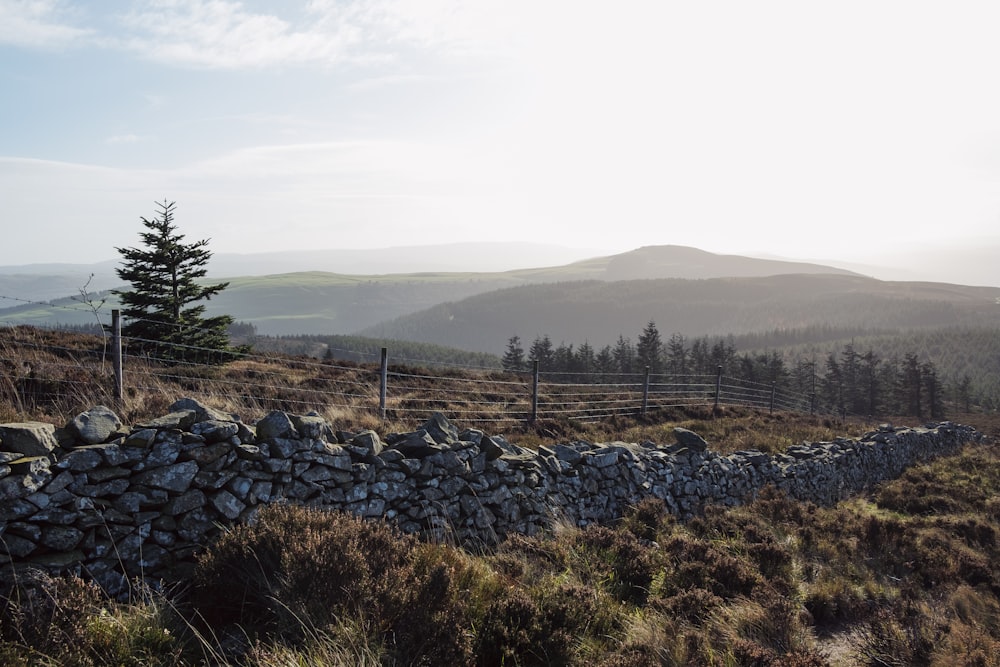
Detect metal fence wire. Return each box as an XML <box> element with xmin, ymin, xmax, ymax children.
<box><xmin>0</xmin><ymin>311</ymin><xmax>828</xmax><ymax>424</ymax></box>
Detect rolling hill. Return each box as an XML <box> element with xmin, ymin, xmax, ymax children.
<box><xmin>0</xmin><ymin>245</ymin><xmax>859</xmax><ymax>334</ymax></box>
<box><xmin>356</xmin><ymin>273</ymin><xmax>1000</xmax><ymax>354</ymax></box>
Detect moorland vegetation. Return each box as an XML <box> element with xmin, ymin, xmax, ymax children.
<box><xmin>1</xmin><ymin>327</ymin><xmax>999</xmax><ymax>665</ymax></box>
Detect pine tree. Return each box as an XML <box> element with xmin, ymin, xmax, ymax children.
<box><xmin>666</xmin><ymin>332</ymin><xmax>688</xmax><ymax>377</ymax></box>
<box><xmin>502</xmin><ymin>335</ymin><xmax>526</xmax><ymax>371</ymax></box>
<box><xmin>636</xmin><ymin>321</ymin><xmax>663</xmax><ymax>374</ymax></box>
<box><xmin>922</xmin><ymin>361</ymin><xmax>944</xmax><ymax>419</ymax></box>
<box><xmin>900</xmin><ymin>353</ymin><xmax>923</xmax><ymax>417</ymax></box>
<box><xmin>613</xmin><ymin>335</ymin><xmax>635</xmax><ymax>375</ymax></box>
<box><xmin>576</xmin><ymin>340</ymin><xmax>595</xmax><ymax>377</ymax></box>
<box><xmin>115</xmin><ymin>200</ymin><xmax>237</xmax><ymax>364</ymax></box>
<box><xmin>553</xmin><ymin>342</ymin><xmax>575</xmax><ymax>373</ymax></box>
<box><xmin>595</xmin><ymin>345</ymin><xmax>616</xmax><ymax>380</ymax></box>
<box><xmin>528</xmin><ymin>335</ymin><xmax>554</xmax><ymax>369</ymax></box>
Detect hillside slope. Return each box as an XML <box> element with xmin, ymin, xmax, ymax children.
<box><xmin>357</xmin><ymin>273</ymin><xmax>1000</xmax><ymax>354</ymax></box>
<box><xmin>0</xmin><ymin>245</ymin><xmax>857</xmax><ymax>334</ymax></box>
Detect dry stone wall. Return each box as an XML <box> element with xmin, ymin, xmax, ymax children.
<box><xmin>0</xmin><ymin>398</ymin><xmax>981</xmax><ymax>595</ymax></box>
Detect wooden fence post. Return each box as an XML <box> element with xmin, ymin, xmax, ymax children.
<box><xmin>770</xmin><ymin>382</ymin><xmax>776</xmax><ymax>414</ymax></box>
<box><xmin>111</xmin><ymin>309</ymin><xmax>123</xmax><ymax>405</ymax></box>
<box><xmin>379</xmin><ymin>347</ymin><xmax>388</xmax><ymax>420</ymax></box>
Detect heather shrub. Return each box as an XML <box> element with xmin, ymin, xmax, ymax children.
<box><xmin>474</xmin><ymin>586</ymin><xmax>573</xmax><ymax>667</ymax></box>
<box><xmin>0</xmin><ymin>571</ymin><xmax>186</xmax><ymax>667</ymax></box>
<box><xmin>802</xmin><ymin>576</ymin><xmax>874</xmax><ymax>626</ymax></box>
<box><xmin>386</xmin><ymin>544</ymin><xmax>480</xmax><ymax>666</ymax></box>
<box><xmin>570</xmin><ymin>525</ymin><xmax>659</xmax><ymax>605</ymax></box>
<box><xmin>857</xmin><ymin>599</ymin><xmax>946</xmax><ymax>667</ymax></box>
<box><xmin>653</xmin><ymin>587</ymin><xmax>722</xmax><ymax>625</ymax></box>
<box><xmin>192</xmin><ymin>504</ymin><xmax>416</xmax><ymax>640</ymax></box>
<box><xmin>659</xmin><ymin>534</ymin><xmax>759</xmax><ymax>600</ymax></box>
<box><xmin>620</xmin><ymin>496</ymin><xmax>671</xmax><ymax>542</ymax></box>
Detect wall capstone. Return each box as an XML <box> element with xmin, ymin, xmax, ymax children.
<box><xmin>0</xmin><ymin>398</ymin><xmax>982</xmax><ymax>596</ymax></box>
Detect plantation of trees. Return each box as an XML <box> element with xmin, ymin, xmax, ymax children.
<box><xmin>504</xmin><ymin>322</ymin><xmax>964</xmax><ymax>420</ymax></box>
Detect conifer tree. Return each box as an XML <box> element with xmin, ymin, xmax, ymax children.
<box><xmin>636</xmin><ymin>320</ymin><xmax>663</xmax><ymax>374</ymax></box>
<box><xmin>529</xmin><ymin>335</ymin><xmax>554</xmax><ymax>369</ymax></box>
<box><xmin>115</xmin><ymin>200</ymin><xmax>237</xmax><ymax>363</ymax></box>
<box><xmin>613</xmin><ymin>335</ymin><xmax>635</xmax><ymax>375</ymax></box>
<box><xmin>502</xmin><ymin>335</ymin><xmax>526</xmax><ymax>371</ymax></box>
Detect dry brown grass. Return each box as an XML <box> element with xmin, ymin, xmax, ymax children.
<box><xmin>4</xmin><ymin>326</ymin><xmax>1000</xmax><ymax>665</ymax></box>
<box><xmin>1</xmin><ymin>326</ymin><xmax>903</xmax><ymax>452</ymax></box>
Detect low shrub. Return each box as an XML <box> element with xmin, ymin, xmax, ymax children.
<box><xmin>0</xmin><ymin>571</ymin><xmax>187</xmax><ymax>667</ymax></box>
<box><xmin>192</xmin><ymin>504</ymin><xmax>416</xmax><ymax>640</ymax></box>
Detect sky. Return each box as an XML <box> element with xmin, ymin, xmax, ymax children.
<box><xmin>3</xmin><ymin>1</ymin><xmax>1000</xmax><ymax>282</ymax></box>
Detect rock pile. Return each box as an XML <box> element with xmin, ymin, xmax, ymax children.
<box><xmin>0</xmin><ymin>398</ymin><xmax>980</xmax><ymax>595</ymax></box>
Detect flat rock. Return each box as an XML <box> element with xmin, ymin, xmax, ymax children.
<box><xmin>0</xmin><ymin>422</ymin><xmax>59</xmax><ymax>457</ymax></box>
<box><xmin>673</xmin><ymin>427</ymin><xmax>709</xmax><ymax>452</ymax></box>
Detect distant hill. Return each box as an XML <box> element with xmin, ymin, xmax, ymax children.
<box><xmin>0</xmin><ymin>245</ymin><xmax>858</xmax><ymax>334</ymax></box>
<box><xmin>599</xmin><ymin>245</ymin><xmax>860</xmax><ymax>281</ymax></box>
<box><xmin>357</xmin><ymin>274</ymin><xmax>1000</xmax><ymax>355</ymax></box>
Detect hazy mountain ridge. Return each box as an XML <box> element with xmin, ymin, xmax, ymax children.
<box><xmin>0</xmin><ymin>245</ymin><xmax>858</xmax><ymax>333</ymax></box>
<box><xmin>4</xmin><ymin>245</ymin><xmax>997</xmax><ymax>346</ymax></box>
<box><xmin>357</xmin><ymin>273</ymin><xmax>1000</xmax><ymax>355</ymax></box>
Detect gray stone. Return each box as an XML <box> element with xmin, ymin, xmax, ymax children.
<box><xmin>673</xmin><ymin>427</ymin><xmax>709</xmax><ymax>452</ymax></box>
<box><xmin>134</xmin><ymin>460</ymin><xmax>199</xmax><ymax>492</ymax></box>
<box><xmin>0</xmin><ymin>471</ymin><xmax>49</xmax><ymax>501</ymax></box>
<box><xmin>269</xmin><ymin>437</ymin><xmax>303</xmax><ymax>458</ymax></box>
<box><xmin>163</xmin><ymin>489</ymin><xmax>208</xmax><ymax>516</ymax></box>
<box><xmin>136</xmin><ymin>440</ymin><xmax>182</xmax><ymax>470</ymax></box>
<box><xmin>290</xmin><ymin>414</ymin><xmax>330</xmax><ymax>440</ymax></box>
<box><xmin>422</xmin><ymin>412</ymin><xmax>459</xmax><ymax>445</ymax></box>
<box><xmin>235</xmin><ymin>444</ymin><xmax>264</xmax><ymax>460</ymax></box>
<box><xmin>210</xmin><ymin>490</ymin><xmax>246</xmax><ymax>520</ymax></box>
<box><xmin>87</xmin><ymin>465</ymin><xmax>130</xmax><ymax>483</ymax></box>
<box><xmin>182</xmin><ymin>442</ymin><xmax>233</xmax><ymax>464</ymax></box>
<box><xmin>191</xmin><ymin>420</ymin><xmax>240</xmax><ymax>444</ymax></box>
<box><xmin>0</xmin><ymin>534</ymin><xmax>37</xmax><ymax>558</ymax></box>
<box><xmin>391</xmin><ymin>431</ymin><xmax>442</xmax><ymax>458</ymax></box>
<box><xmin>138</xmin><ymin>410</ymin><xmax>198</xmax><ymax>431</ymax></box>
<box><xmin>351</xmin><ymin>430</ymin><xmax>384</xmax><ymax>458</ymax></box>
<box><xmin>256</xmin><ymin>411</ymin><xmax>297</xmax><ymax>441</ymax></box>
<box><xmin>0</xmin><ymin>422</ymin><xmax>59</xmax><ymax>457</ymax></box>
<box><xmin>56</xmin><ymin>447</ymin><xmax>103</xmax><ymax>472</ymax></box>
<box><xmin>169</xmin><ymin>398</ymin><xmax>237</xmax><ymax>423</ymax></box>
<box><xmin>68</xmin><ymin>406</ymin><xmax>123</xmax><ymax>445</ymax></box>
<box><xmin>123</xmin><ymin>429</ymin><xmax>157</xmax><ymax>448</ymax></box>
<box><xmin>553</xmin><ymin>444</ymin><xmax>583</xmax><ymax>465</ymax></box>
<box><xmin>40</xmin><ymin>526</ymin><xmax>84</xmax><ymax>551</ymax></box>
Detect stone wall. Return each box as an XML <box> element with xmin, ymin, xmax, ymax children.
<box><xmin>0</xmin><ymin>398</ymin><xmax>981</xmax><ymax>595</ymax></box>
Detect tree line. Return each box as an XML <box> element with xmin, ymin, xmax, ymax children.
<box><xmin>503</xmin><ymin>322</ymin><xmax>957</xmax><ymax>419</ymax></box>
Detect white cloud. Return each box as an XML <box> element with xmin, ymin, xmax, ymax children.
<box><xmin>115</xmin><ymin>0</ymin><xmax>352</xmax><ymax>68</ymax></box>
<box><xmin>0</xmin><ymin>0</ymin><xmax>92</xmax><ymax>48</ymax></box>
<box><xmin>106</xmin><ymin>133</ymin><xmax>149</xmax><ymax>144</ymax></box>
<box><xmin>108</xmin><ymin>0</ymin><xmax>524</xmax><ymax>70</ymax></box>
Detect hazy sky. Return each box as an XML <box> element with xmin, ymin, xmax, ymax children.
<box><xmin>3</xmin><ymin>1</ymin><xmax>1000</xmax><ymax>273</ymax></box>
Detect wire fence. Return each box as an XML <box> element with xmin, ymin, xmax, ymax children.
<box><xmin>0</xmin><ymin>307</ymin><xmax>826</xmax><ymax>425</ymax></box>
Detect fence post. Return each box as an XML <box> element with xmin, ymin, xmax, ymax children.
<box><xmin>714</xmin><ymin>365</ymin><xmax>723</xmax><ymax>410</ymax></box>
<box><xmin>111</xmin><ymin>309</ymin><xmax>123</xmax><ymax>405</ymax></box>
<box><xmin>769</xmin><ymin>382</ymin><xmax>776</xmax><ymax>414</ymax></box>
<box><xmin>530</xmin><ymin>359</ymin><xmax>539</xmax><ymax>424</ymax></box>
<box><xmin>641</xmin><ymin>366</ymin><xmax>650</xmax><ymax>416</ymax></box>
<box><xmin>379</xmin><ymin>347</ymin><xmax>388</xmax><ymax>420</ymax></box>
